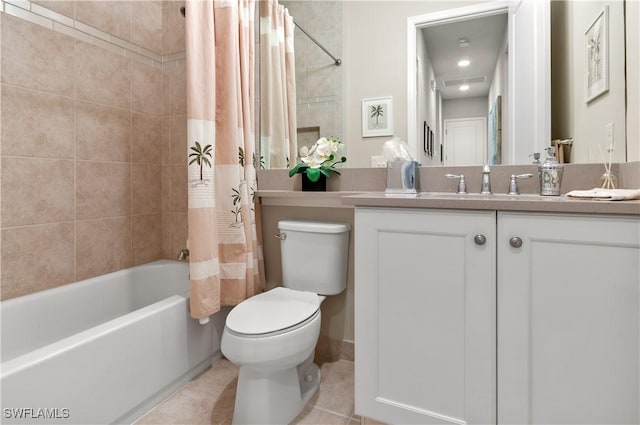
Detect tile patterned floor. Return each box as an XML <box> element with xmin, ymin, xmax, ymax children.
<box><xmin>135</xmin><ymin>358</ymin><xmax>358</xmax><ymax>425</ymax></box>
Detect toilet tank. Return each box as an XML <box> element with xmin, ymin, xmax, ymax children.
<box><xmin>277</xmin><ymin>220</ymin><xmax>350</xmax><ymax>295</ymax></box>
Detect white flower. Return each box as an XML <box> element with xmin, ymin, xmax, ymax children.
<box><xmin>301</xmin><ymin>155</ymin><xmax>323</xmax><ymax>168</ymax></box>
<box><xmin>297</xmin><ymin>136</ymin><xmax>344</xmax><ymax>170</ymax></box>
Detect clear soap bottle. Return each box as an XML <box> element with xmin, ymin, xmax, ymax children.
<box><xmin>538</xmin><ymin>147</ymin><xmax>564</xmax><ymax>196</ymax></box>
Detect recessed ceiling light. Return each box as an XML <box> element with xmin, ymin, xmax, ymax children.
<box><xmin>459</xmin><ymin>84</ymin><xmax>470</xmax><ymax>91</ymax></box>
<box><xmin>458</xmin><ymin>59</ymin><xmax>470</xmax><ymax>67</ymax></box>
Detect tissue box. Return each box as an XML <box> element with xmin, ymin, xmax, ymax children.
<box><xmin>385</xmin><ymin>160</ymin><xmax>419</xmax><ymax>194</ymax></box>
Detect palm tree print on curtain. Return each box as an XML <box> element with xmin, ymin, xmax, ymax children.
<box><xmin>189</xmin><ymin>141</ymin><xmax>212</xmax><ymax>183</ymax></box>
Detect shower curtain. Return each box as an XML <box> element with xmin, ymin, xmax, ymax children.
<box><xmin>260</xmin><ymin>0</ymin><xmax>297</xmax><ymax>169</ymax></box>
<box><xmin>185</xmin><ymin>0</ymin><xmax>265</xmax><ymax>320</ymax></box>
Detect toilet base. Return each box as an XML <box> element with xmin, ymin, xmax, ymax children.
<box><xmin>231</xmin><ymin>353</ymin><xmax>321</xmax><ymax>425</ymax></box>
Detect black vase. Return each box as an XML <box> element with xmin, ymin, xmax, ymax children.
<box><xmin>301</xmin><ymin>173</ymin><xmax>327</xmax><ymax>191</ymax></box>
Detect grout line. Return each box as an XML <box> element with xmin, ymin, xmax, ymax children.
<box><xmin>1</xmin><ymin>0</ymin><xmax>177</xmax><ymax>65</ymax></box>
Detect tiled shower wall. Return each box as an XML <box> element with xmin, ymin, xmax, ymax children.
<box><xmin>280</xmin><ymin>1</ymin><xmax>343</xmax><ymax>147</ymax></box>
<box><xmin>0</xmin><ymin>0</ymin><xmax>188</xmax><ymax>300</ymax></box>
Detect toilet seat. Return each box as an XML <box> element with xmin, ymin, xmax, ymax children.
<box><xmin>225</xmin><ymin>287</ymin><xmax>319</xmax><ymax>336</ymax></box>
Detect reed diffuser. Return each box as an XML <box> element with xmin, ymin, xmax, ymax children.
<box><xmin>598</xmin><ymin>142</ymin><xmax>617</xmax><ymax>189</ymax></box>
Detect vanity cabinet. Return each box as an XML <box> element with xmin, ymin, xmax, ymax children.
<box><xmin>355</xmin><ymin>208</ymin><xmax>640</xmax><ymax>425</ymax></box>
<box><xmin>354</xmin><ymin>208</ymin><xmax>497</xmax><ymax>424</ymax></box>
<box><xmin>498</xmin><ymin>212</ymin><xmax>639</xmax><ymax>424</ymax></box>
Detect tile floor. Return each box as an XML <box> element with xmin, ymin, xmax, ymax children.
<box><xmin>135</xmin><ymin>358</ymin><xmax>358</xmax><ymax>425</ymax></box>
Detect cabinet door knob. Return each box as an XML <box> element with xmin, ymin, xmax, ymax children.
<box><xmin>474</xmin><ymin>234</ymin><xmax>486</xmax><ymax>245</ymax></box>
<box><xmin>509</xmin><ymin>237</ymin><xmax>523</xmax><ymax>248</ymax></box>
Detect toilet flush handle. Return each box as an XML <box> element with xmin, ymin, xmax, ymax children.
<box><xmin>275</xmin><ymin>232</ymin><xmax>287</xmax><ymax>240</ymax></box>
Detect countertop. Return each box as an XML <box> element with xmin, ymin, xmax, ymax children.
<box><xmin>257</xmin><ymin>190</ymin><xmax>640</xmax><ymax>216</ymax></box>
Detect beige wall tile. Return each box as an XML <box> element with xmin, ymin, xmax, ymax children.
<box><xmin>1</xmin><ymin>223</ymin><xmax>75</xmax><ymax>300</ymax></box>
<box><xmin>132</xmin><ymin>164</ymin><xmax>162</xmax><ymax>215</ymax></box>
<box><xmin>132</xmin><ymin>113</ymin><xmax>162</xmax><ymax>164</ymax></box>
<box><xmin>168</xmin><ymin>212</ymin><xmax>188</xmax><ymax>259</ymax></box>
<box><xmin>131</xmin><ymin>1</ymin><xmax>163</xmax><ymax>54</ymax></box>
<box><xmin>132</xmin><ymin>214</ymin><xmax>163</xmax><ymax>265</ymax></box>
<box><xmin>75</xmin><ymin>41</ymin><xmax>130</xmax><ymax>110</ymax></box>
<box><xmin>162</xmin><ymin>165</ymin><xmax>171</xmax><ymax>215</ymax></box>
<box><xmin>76</xmin><ymin>101</ymin><xmax>131</xmax><ymax>161</ymax></box>
<box><xmin>161</xmin><ymin>65</ymin><xmax>171</xmax><ymax>116</ymax></box>
<box><xmin>168</xmin><ymin>164</ymin><xmax>187</xmax><ymax>213</ymax></box>
<box><xmin>1</xmin><ymin>14</ymin><xmax>75</xmax><ymax>96</ymax></box>
<box><xmin>165</xmin><ymin>60</ymin><xmax>186</xmax><ymax>115</ymax></box>
<box><xmin>162</xmin><ymin>1</ymin><xmax>185</xmax><ymax>55</ymax></box>
<box><xmin>162</xmin><ymin>118</ymin><xmax>172</xmax><ymax>165</ymax></box>
<box><xmin>1</xmin><ymin>157</ymin><xmax>74</xmax><ymax>227</ymax></box>
<box><xmin>1</xmin><ymin>84</ymin><xmax>75</xmax><ymax>159</ymax></box>
<box><xmin>75</xmin><ymin>1</ymin><xmax>132</xmax><ymax>42</ymax></box>
<box><xmin>131</xmin><ymin>60</ymin><xmax>163</xmax><ymax>115</ymax></box>
<box><xmin>32</xmin><ymin>0</ymin><xmax>76</xmax><ymax>19</ymax></box>
<box><xmin>76</xmin><ymin>217</ymin><xmax>132</xmax><ymax>280</ymax></box>
<box><xmin>162</xmin><ymin>213</ymin><xmax>172</xmax><ymax>259</ymax></box>
<box><xmin>169</xmin><ymin>114</ymin><xmax>187</xmax><ymax>165</ymax></box>
<box><xmin>76</xmin><ymin>161</ymin><xmax>131</xmax><ymax>219</ymax></box>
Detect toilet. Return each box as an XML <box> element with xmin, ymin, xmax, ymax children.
<box><xmin>221</xmin><ymin>220</ymin><xmax>350</xmax><ymax>425</ymax></box>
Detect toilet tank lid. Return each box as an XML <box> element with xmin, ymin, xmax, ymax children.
<box><xmin>278</xmin><ymin>220</ymin><xmax>350</xmax><ymax>233</ymax></box>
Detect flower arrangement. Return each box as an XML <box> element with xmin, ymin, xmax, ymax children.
<box><xmin>289</xmin><ymin>136</ymin><xmax>347</xmax><ymax>182</ymax></box>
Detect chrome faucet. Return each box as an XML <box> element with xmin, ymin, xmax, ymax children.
<box><xmin>480</xmin><ymin>165</ymin><xmax>492</xmax><ymax>194</ymax></box>
<box><xmin>177</xmin><ymin>248</ymin><xmax>189</xmax><ymax>261</ymax></box>
<box><xmin>445</xmin><ymin>174</ymin><xmax>468</xmax><ymax>194</ymax></box>
<box><xmin>507</xmin><ymin>173</ymin><xmax>534</xmax><ymax>195</ymax></box>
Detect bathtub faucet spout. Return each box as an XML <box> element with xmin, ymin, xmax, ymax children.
<box><xmin>177</xmin><ymin>248</ymin><xmax>189</xmax><ymax>261</ymax></box>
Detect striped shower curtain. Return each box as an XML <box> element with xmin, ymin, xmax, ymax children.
<box><xmin>185</xmin><ymin>0</ymin><xmax>265</xmax><ymax>320</ymax></box>
<box><xmin>260</xmin><ymin>0</ymin><xmax>297</xmax><ymax>169</ymax></box>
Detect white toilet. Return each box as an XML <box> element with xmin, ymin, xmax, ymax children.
<box><xmin>221</xmin><ymin>220</ymin><xmax>350</xmax><ymax>425</ymax></box>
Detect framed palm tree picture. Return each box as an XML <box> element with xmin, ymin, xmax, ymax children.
<box><xmin>362</xmin><ymin>96</ymin><xmax>393</xmax><ymax>137</ymax></box>
<box><xmin>585</xmin><ymin>6</ymin><xmax>609</xmax><ymax>103</ymax></box>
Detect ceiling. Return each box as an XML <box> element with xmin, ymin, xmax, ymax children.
<box><xmin>421</xmin><ymin>13</ymin><xmax>508</xmax><ymax>100</ymax></box>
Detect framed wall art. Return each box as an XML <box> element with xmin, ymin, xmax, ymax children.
<box><xmin>585</xmin><ymin>6</ymin><xmax>609</xmax><ymax>103</ymax></box>
<box><xmin>362</xmin><ymin>96</ymin><xmax>393</xmax><ymax>137</ymax></box>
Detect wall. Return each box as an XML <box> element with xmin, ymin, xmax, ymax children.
<box><xmin>280</xmin><ymin>0</ymin><xmax>342</xmax><ymax>155</ymax></box>
<box><xmin>160</xmin><ymin>2</ymin><xmax>188</xmax><ymax>262</ymax></box>
<box><xmin>627</xmin><ymin>0</ymin><xmax>640</xmax><ymax>162</ymax></box>
<box><xmin>551</xmin><ymin>0</ymin><xmax>626</xmax><ymax>163</ymax></box>
<box><xmin>342</xmin><ymin>1</ymin><xmax>485</xmax><ymax>167</ymax></box>
<box><xmin>442</xmin><ymin>96</ymin><xmax>488</xmax><ymax>121</ymax></box>
<box><xmin>417</xmin><ymin>31</ymin><xmax>439</xmax><ymax>166</ymax></box>
<box><xmin>0</xmin><ymin>0</ymin><xmax>186</xmax><ymax>300</ymax></box>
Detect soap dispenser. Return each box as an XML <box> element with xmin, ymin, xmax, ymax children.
<box><xmin>538</xmin><ymin>146</ymin><xmax>564</xmax><ymax>196</ymax></box>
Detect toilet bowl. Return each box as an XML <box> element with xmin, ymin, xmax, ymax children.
<box><xmin>221</xmin><ymin>220</ymin><xmax>350</xmax><ymax>425</ymax></box>
<box><xmin>221</xmin><ymin>288</ymin><xmax>324</xmax><ymax>424</ymax></box>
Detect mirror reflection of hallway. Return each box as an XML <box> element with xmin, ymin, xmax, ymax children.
<box><xmin>444</xmin><ymin>117</ymin><xmax>487</xmax><ymax>166</ymax></box>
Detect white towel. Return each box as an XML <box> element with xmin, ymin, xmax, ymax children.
<box><xmin>565</xmin><ymin>188</ymin><xmax>640</xmax><ymax>201</ymax></box>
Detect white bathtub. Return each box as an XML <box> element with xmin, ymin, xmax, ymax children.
<box><xmin>0</xmin><ymin>260</ymin><xmax>228</xmax><ymax>424</ymax></box>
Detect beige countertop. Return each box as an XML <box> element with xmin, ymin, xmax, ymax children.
<box><xmin>342</xmin><ymin>192</ymin><xmax>640</xmax><ymax>215</ymax></box>
<box><xmin>257</xmin><ymin>190</ymin><xmax>640</xmax><ymax>216</ymax></box>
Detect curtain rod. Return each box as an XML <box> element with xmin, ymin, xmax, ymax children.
<box><xmin>179</xmin><ymin>6</ymin><xmax>341</xmax><ymax>67</ymax></box>
<box><xmin>293</xmin><ymin>21</ymin><xmax>342</xmax><ymax>66</ymax></box>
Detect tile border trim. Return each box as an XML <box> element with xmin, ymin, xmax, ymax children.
<box><xmin>1</xmin><ymin>0</ymin><xmax>185</xmax><ymax>66</ymax></box>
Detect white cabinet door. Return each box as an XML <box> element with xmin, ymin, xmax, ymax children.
<box><xmin>498</xmin><ymin>212</ymin><xmax>640</xmax><ymax>424</ymax></box>
<box><xmin>355</xmin><ymin>208</ymin><xmax>496</xmax><ymax>424</ymax></box>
